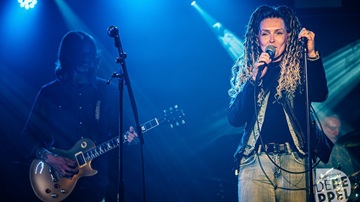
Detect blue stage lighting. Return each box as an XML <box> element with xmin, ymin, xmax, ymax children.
<box><xmin>191</xmin><ymin>1</ymin><xmax>196</xmax><ymax>6</ymax></box>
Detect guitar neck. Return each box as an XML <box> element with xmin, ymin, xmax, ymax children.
<box><xmin>81</xmin><ymin>105</ymin><xmax>185</xmax><ymax>162</ymax></box>
<box><xmin>83</xmin><ymin>118</ymin><xmax>160</xmax><ymax>162</ymax></box>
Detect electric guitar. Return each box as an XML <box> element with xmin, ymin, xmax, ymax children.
<box><xmin>29</xmin><ymin>105</ymin><xmax>185</xmax><ymax>202</ymax></box>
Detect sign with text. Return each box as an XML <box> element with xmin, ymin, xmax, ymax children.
<box><xmin>315</xmin><ymin>168</ymin><xmax>351</xmax><ymax>202</ymax></box>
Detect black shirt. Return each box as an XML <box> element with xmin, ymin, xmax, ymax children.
<box><xmin>21</xmin><ymin>77</ymin><xmax>120</xmax><ymax>195</ymax></box>
<box><xmin>258</xmin><ymin>62</ymin><xmax>293</xmax><ymax>146</ymax></box>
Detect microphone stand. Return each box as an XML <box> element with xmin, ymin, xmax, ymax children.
<box><xmin>107</xmin><ymin>26</ymin><xmax>146</xmax><ymax>202</ymax></box>
<box><xmin>302</xmin><ymin>38</ymin><xmax>314</xmax><ymax>202</ymax></box>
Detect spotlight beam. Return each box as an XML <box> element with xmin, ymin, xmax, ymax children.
<box><xmin>313</xmin><ymin>39</ymin><xmax>360</xmax><ymax>133</ymax></box>
<box><xmin>191</xmin><ymin>2</ymin><xmax>243</xmax><ymax>61</ymax></box>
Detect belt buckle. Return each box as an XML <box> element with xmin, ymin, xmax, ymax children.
<box><xmin>264</xmin><ymin>143</ymin><xmax>289</xmax><ymax>154</ymax></box>
<box><xmin>265</xmin><ymin>143</ymin><xmax>278</xmax><ymax>153</ymax></box>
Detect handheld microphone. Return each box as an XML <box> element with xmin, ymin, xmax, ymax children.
<box><xmin>256</xmin><ymin>45</ymin><xmax>276</xmax><ymax>81</ymax></box>
<box><xmin>258</xmin><ymin>45</ymin><xmax>276</xmax><ymax>71</ymax></box>
<box><xmin>265</xmin><ymin>45</ymin><xmax>276</xmax><ymax>60</ymax></box>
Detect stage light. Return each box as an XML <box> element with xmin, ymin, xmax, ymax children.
<box><xmin>212</xmin><ymin>22</ymin><xmax>220</xmax><ymax>29</ymax></box>
<box><xmin>191</xmin><ymin>1</ymin><xmax>196</xmax><ymax>6</ymax></box>
<box><xmin>313</xmin><ymin>39</ymin><xmax>360</xmax><ymax>133</ymax></box>
<box><xmin>191</xmin><ymin>2</ymin><xmax>243</xmax><ymax>61</ymax></box>
<box><xmin>18</xmin><ymin>0</ymin><xmax>37</xmax><ymax>10</ymax></box>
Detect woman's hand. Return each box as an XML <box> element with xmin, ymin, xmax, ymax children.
<box><xmin>298</xmin><ymin>27</ymin><xmax>317</xmax><ymax>58</ymax></box>
<box><xmin>253</xmin><ymin>51</ymin><xmax>272</xmax><ymax>80</ymax></box>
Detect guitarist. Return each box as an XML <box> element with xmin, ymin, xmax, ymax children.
<box><xmin>21</xmin><ymin>30</ymin><xmax>138</xmax><ymax>202</ymax></box>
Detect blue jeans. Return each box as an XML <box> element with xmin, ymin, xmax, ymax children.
<box><xmin>238</xmin><ymin>152</ymin><xmax>308</xmax><ymax>202</ymax></box>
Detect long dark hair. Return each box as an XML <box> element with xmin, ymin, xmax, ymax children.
<box><xmin>55</xmin><ymin>30</ymin><xmax>101</xmax><ymax>80</ymax></box>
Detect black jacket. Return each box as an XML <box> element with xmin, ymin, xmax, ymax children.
<box><xmin>228</xmin><ymin>58</ymin><xmax>333</xmax><ymax>163</ymax></box>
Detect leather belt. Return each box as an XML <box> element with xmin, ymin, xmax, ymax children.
<box><xmin>258</xmin><ymin>142</ymin><xmax>292</xmax><ymax>154</ymax></box>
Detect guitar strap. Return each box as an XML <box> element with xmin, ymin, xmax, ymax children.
<box><xmin>94</xmin><ymin>79</ymin><xmax>102</xmax><ymax>142</ymax></box>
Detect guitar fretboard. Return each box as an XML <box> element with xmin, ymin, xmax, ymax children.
<box><xmin>84</xmin><ymin>136</ymin><xmax>120</xmax><ymax>162</ymax></box>
<box><xmin>81</xmin><ymin>118</ymin><xmax>160</xmax><ymax>162</ymax></box>
<box><xmin>141</xmin><ymin>118</ymin><xmax>159</xmax><ymax>133</ymax></box>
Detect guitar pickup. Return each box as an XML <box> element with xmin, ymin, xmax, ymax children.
<box><xmin>75</xmin><ymin>152</ymin><xmax>86</xmax><ymax>168</ymax></box>
<box><xmin>48</xmin><ymin>166</ymin><xmax>58</xmax><ymax>182</ymax></box>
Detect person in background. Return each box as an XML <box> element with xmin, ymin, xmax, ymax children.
<box><xmin>321</xmin><ymin>114</ymin><xmax>342</xmax><ymax>143</ymax></box>
<box><xmin>21</xmin><ymin>30</ymin><xmax>138</xmax><ymax>202</ymax></box>
<box><xmin>317</xmin><ymin>114</ymin><xmax>356</xmax><ymax>180</ymax></box>
<box><xmin>227</xmin><ymin>5</ymin><xmax>333</xmax><ymax>202</ymax></box>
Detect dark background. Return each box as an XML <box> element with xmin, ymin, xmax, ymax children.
<box><xmin>1</xmin><ymin>0</ymin><xmax>359</xmax><ymax>201</ymax></box>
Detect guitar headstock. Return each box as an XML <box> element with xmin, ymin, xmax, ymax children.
<box><xmin>160</xmin><ymin>105</ymin><xmax>186</xmax><ymax>128</ymax></box>
<box><xmin>139</xmin><ymin>105</ymin><xmax>186</xmax><ymax>134</ymax></box>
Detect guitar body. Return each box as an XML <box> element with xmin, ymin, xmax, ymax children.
<box><xmin>29</xmin><ymin>138</ymin><xmax>98</xmax><ymax>202</ymax></box>
<box><xmin>29</xmin><ymin>105</ymin><xmax>185</xmax><ymax>201</ymax></box>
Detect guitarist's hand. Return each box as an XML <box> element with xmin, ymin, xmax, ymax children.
<box><xmin>46</xmin><ymin>154</ymin><xmax>79</xmax><ymax>178</ymax></box>
<box><xmin>125</xmin><ymin>126</ymin><xmax>139</xmax><ymax>144</ymax></box>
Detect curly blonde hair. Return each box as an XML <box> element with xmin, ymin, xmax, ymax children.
<box><xmin>228</xmin><ymin>5</ymin><xmax>304</xmax><ymax>103</ymax></box>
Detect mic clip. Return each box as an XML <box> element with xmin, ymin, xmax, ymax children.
<box><xmin>106</xmin><ymin>72</ymin><xmax>124</xmax><ymax>85</ymax></box>
<box><xmin>301</xmin><ymin>37</ymin><xmax>308</xmax><ymax>53</ymax></box>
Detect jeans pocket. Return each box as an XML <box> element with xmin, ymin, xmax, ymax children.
<box><xmin>240</xmin><ymin>154</ymin><xmax>257</xmax><ymax>167</ymax></box>
<box><xmin>291</xmin><ymin>152</ymin><xmax>306</xmax><ymax>165</ymax></box>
